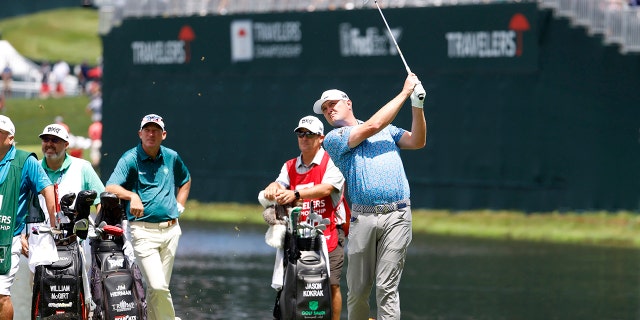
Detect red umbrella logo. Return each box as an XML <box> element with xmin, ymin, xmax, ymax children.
<box><xmin>509</xmin><ymin>13</ymin><xmax>530</xmax><ymax>57</ymax></box>
<box><xmin>179</xmin><ymin>25</ymin><xmax>196</xmax><ymax>63</ymax></box>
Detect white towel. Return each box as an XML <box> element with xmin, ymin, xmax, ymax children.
<box><xmin>271</xmin><ymin>248</ymin><xmax>285</xmax><ymax>290</ymax></box>
<box><xmin>270</xmin><ymin>235</ymin><xmax>330</xmax><ymax>290</ymax></box>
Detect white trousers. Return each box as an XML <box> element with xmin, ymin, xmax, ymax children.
<box><xmin>130</xmin><ymin>222</ymin><xmax>181</xmax><ymax>320</ymax></box>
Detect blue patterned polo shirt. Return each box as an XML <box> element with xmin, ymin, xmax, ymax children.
<box><xmin>323</xmin><ymin>121</ymin><xmax>410</xmax><ymax>206</ymax></box>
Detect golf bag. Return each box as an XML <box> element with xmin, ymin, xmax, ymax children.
<box><xmin>275</xmin><ymin>207</ymin><xmax>332</xmax><ymax>320</ymax></box>
<box><xmin>31</xmin><ymin>190</ymin><xmax>97</xmax><ymax>320</ymax></box>
<box><xmin>32</xmin><ymin>240</ymin><xmax>86</xmax><ymax>319</ymax></box>
<box><xmin>90</xmin><ymin>192</ymin><xmax>146</xmax><ymax>320</ymax></box>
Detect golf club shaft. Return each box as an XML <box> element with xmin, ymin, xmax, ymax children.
<box><xmin>374</xmin><ymin>0</ymin><xmax>426</xmax><ymax>100</ymax></box>
<box><xmin>375</xmin><ymin>1</ymin><xmax>411</xmax><ymax>74</ymax></box>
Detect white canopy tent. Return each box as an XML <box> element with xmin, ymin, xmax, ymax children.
<box><xmin>0</xmin><ymin>40</ymin><xmax>78</xmax><ymax>98</ymax></box>
<box><xmin>0</xmin><ymin>40</ymin><xmax>42</xmax><ymax>82</ymax></box>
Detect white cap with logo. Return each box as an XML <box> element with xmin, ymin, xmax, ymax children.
<box><xmin>39</xmin><ymin>124</ymin><xmax>70</xmax><ymax>142</ymax></box>
<box><xmin>0</xmin><ymin>115</ymin><xmax>15</xmax><ymax>136</ymax></box>
<box><xmin>140</xmin><ymin>114</ymin><xmax>165</xmax><ymax>131</ymax></box>
<box><xmin>312</xmin><ymin>89</ymin><xmax>349</xmax><ymax>114</ymax></box>
<box><xmin>293</xmin><ymin>115</ymin><xmax>324</xmax><ymax>136</ymax></box>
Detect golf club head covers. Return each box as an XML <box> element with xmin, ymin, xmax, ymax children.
<box><xmin>262</xmin><ymin>205</ymin><xmax>288</xmax><ymax>226</ymax></box>
<box><xmin>103</xmin><ymin>225</ymin><xmax>124</xmax><ymax>237</ymax></box>
<box><xmin>259</xmin><ymin>190</ymin><xmax>290</xmax><ymax>248</ymax></box>
<box><xmin>258</xmin><ymin>190</ymin><xmax>277</xmax><ymax>208</ymax></box>
<box><xmin>75</xmin><ymin>189</ymin><xmax>97</xmax><ymax>221</ymax></box>
<box><xmin>265</xmin><ymin>224</ymin><xmax>287</xmax><ymax>249</ymax></box>
<box><xmin>97</xmin><ymin>191</ymin><xmax>124</xmax><ymax>226</ymax></box>
<box><xmin>57</xmin><ymin>193</ymin><xmax>76</xmax><ymax>231</ymax></box>
<box><xmin>262</xmin><ymin>204</ymin><xmax>288</xmax><ymax>248</ymax></box>
<box><xmin>59</xmin><ymin>192</ymin><xmax>76</xmax><ymax>218</ymax></box>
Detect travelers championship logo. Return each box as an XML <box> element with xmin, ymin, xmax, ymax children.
<box><xmin>445</xmin><ymin>13</ymin><xmax>531</xmax><ymax>58</ymax></box>
<box><xmin>131</xmin><ymin>25</ymin><xmax>195</xmax><ymax>65</ymax></box>
<box><xmin>230</xmin><ymin>20</ymin><xmax>303</xmax><ymax>62</ymax></box>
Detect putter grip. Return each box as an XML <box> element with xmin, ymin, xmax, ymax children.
<box><xmin>415</xmin><ymin>83</ymin><xmax>426</xmax><ymax>100</ymax></box>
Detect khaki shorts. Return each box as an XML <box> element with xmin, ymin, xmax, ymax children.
<box><xmin>329</xmin><ymin>227</ymin><xmax>346</xmax><ymax>286</ymax></box>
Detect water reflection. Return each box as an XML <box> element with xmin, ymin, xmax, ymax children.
<box><xmin>172</xmin><ymin>222</ymin><xmax>275</xmax><ymax>319</ymax></box>
<box><xmin>14</xmin><ymin>221</ymin><xmax>636</xmax><ymax>319</ymax></box>
<box><xmin>172</xmin><ymin>221</ymin><xmax>640</xmax><ymax>320</ymax></box>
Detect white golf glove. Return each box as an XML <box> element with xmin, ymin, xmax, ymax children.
<box><xmin>177</xmin><ymin>202</ymin><xmax>185</xmax><ymax>214</ymax></box>
<box><xmin>411</xmin><ymin>83</ymin><xmax>426</xmax><ymax>109</ymax></box>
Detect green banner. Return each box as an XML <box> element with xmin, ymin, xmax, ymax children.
<box><xmin>100</xmin><ymin>3</ymin><xmax>640</xmax><ymax>212</ymax></box>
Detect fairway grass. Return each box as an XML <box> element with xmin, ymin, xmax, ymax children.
<box><xmin>181</xmin><ymin>201</ymin><xmax>640</xmax><ymax>249</ymax></box>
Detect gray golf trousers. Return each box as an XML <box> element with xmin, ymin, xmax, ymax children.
<box><xmin>346</xmin><ymin>207</ymin><xmax>413</xmax><ymax>320</ymax></box>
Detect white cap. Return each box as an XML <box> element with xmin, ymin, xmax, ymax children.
<box><xmin>313</xmin><ymin>89</ymin><xmax>349</xmax><ymax>114</ymax></box>
<box><xmin>0</xmin><ymin>115</ymin><xmax>15</xmax><ymax>136</ymax></box>
<box><xmin>140</xmin><ymin>114</ymin><xmax>165</xmax><ymax>131</ymax></box>
<box><xmin>293</xmin><ymin>115</ymin><xmax>324</xmax><ymax>135</ymax></box>
<box><xmin>39</xmin><ymin>124</ymin><xmax>69</xmax><ymax>142</ymax></box>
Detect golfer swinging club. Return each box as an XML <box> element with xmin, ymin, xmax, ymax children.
<box><xmin>313</xmin><ymin>73</ymin><xmax>426</xmax><ymax>320</ymax></box>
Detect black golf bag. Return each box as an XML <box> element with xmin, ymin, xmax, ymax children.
<box><xmin>90</xmin><ymin>192</ymin><xmax>146</xmax><ymax>320</ymax></box>
<box><xmin>32</xmin><ymin>240</ymin><xmax>87</xmax><ymax>319</ymax></box>
<box><xmin>31</xmin><ymin>190</ymin><xmax>97</xmax><ymax>320</ymax></box>
<box><xmin>274</xmin><ymin>207</ymin><xmax>332</xmax><ymax>320</ymax></box>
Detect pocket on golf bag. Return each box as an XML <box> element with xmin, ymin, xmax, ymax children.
<box><xmin>91</xmin><ymin>239</ymin><xmax>146</xmax><ymax>320</ymax></box>
<box><xmin>102</xmin><ymin>270</ymin><xmax>144</xmax><ymax>319</ymax></box>
<box><xmin>278</xmin><ymin>248</ymin><xmax>331</xmax><ymax>320</ymax></box>
<box><xmin>32</xmin><ymin>241</ymin><xmax>86</xmax><ymax>320</ymax></box>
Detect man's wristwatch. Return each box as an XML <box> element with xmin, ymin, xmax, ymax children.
<box><xmin>294</xmin><ymin>190</ymin><xmax>301</xmax><ymax>199</ymax></box>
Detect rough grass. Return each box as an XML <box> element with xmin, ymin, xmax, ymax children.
<box><xmin>0</xmin><ymin>8</ymin><xmax>101</xmax><ymax>64</ymax></box>
<box><xmin>182</xmin><ymin>201</ymin><xmax>640</xmax><ymax>249</ymax></box>
<box><xmin>5</xmin><ymin>96</ymin><xmax>90</xmax><ymax>146</ymax></box>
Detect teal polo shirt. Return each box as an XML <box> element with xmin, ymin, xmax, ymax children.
<box><xmin>106</xmin><ymin>144</ymin><xmax>190</xmax><ymax>222</ymax></box>
<box><xmin>0</xmin><ymin>146</ymin><xmax>53</xmax><ymax>236</ymax></box>
<box><xmin>41</xmin><ymin>154</ymin><xmax>105</xmax><ymax>206</ymax></box>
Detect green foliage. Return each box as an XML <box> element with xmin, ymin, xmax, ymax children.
<box><xmin>5</xmin><ymin>96</ymin><xmax>91</xmax><ymax>145</ymax></box>
<box><xmin>0</xmin><ymin>8</ymin><xmax>101</xmax><ymax>65</ymax></box>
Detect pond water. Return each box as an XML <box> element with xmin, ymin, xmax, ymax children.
<box><xmin>12</xmin><ymin>220</ymin><xmax>640</xmax><ymax>319</ymax></box>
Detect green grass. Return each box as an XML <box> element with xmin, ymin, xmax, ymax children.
<box><xmin>0</xmin><ymin>8</ymin><xmax>101</xmax><ymax>65</ymax></box>
<box><xmin>5</xmin><ymin>96</ymin><xmax>91</xmax><ymax>146</ymax></box>
<box><xmin>182</xmin><ymin>202</ymin><xmax>640</xmax><ymax>249</ymax></box>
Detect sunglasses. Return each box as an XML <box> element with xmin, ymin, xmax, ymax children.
<box><xmin>296</xmin><ymin>131</ymin><xmax>318</xmax><ymax>138</ymax></box>
<box><xmin>41</xmin><ymin>136</ymin><xmax>63</xmax><ymax>143</ymax></box>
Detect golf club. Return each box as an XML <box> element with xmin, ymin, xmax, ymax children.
<box><xmin>365</xmin><ymin>0</ymin><xmax>426</xmax><ymax>100</ymax></box>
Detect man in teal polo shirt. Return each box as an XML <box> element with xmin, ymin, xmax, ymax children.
<box><xmin>0</xmin><ymin>115</ymin><xmax>57</xmax><ymax>319</ymax></box>
<box><xmin>105</xmin><ymin>114</ymin><xmax>191</xmax><ymax>320</ymax></box>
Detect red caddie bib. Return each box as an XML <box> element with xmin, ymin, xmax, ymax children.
<box><xmin>286</xmin><ymin>152</ymin><xmax>338</xmax><ymax>251</ymax></box>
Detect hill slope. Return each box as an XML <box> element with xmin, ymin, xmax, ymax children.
<box><xmin>0</xmin><ymin>7</ymin><xmax>101</xmax><ymax>65</ymax></box>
